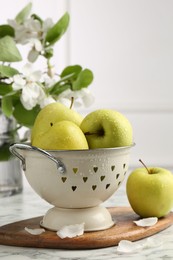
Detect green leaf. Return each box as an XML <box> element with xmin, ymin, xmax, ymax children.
<box><xmin>0</xmin><ymin>65</ymin><xmax>19</xmax><ymax>77</ymax></box>
<box><xmin>72</xmin><ymin>69</ymin><xmax>94</xmax><ymax>90</ymax></box>
<box><xmin>13</xmin><ymin>102</ymin><xmax>40</xmax><ymax>127</ymax></box>
<box><xmin>1</xmin><ymin>95</ymin><xmax>13</xmax><ymax>117</ymax></box>
<box><xmin>0</xmin><ymin>25</ymin><xmax>15</xmax><ymax>38</ymax></box>
<box><xmin>15</xmin><ymin>2</ymin><xmax>32</xmax><ymax>24</ymax></box>
<box><xmin>0</xmin><ymin>36</ymin><xmax>22</xmax><ymax>62</ymax></box>
<box><xmin>0</xmin><ymin>82</ymin><xmax>13</xmax><ymax>95</ymax></box>
<box><xmin>45</xmin><ymin>12</ymin><xmax>70</xmax><ymax>46</ymax></box>
<box><xmin>49</xmin><ymin>83</ymin><xmax>70</xmax><ymax>95</ymax></box>
<box><xmin>61</xmin><ymin>65</ymin><xmax>82</xmax><ymax>79</ymax></box>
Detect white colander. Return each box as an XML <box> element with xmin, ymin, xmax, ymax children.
<box><xmin>10</xmin><ymin>143</ymin><xmax>134</xmax><ymax>231</ymax></box>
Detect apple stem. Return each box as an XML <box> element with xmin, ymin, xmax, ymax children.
<box><xmin>85</xmin><ymin>129</ymin><xmax>105</xmax><ymax>136</ymax></box>
<box><xmin>85</xmin><ymin>132</ymin><xmax>96</xmax><ymax>135</ymax></box>
<box><xmin>70</xmin><ymin>97</ymin><xmax>74</xmax><ymax>109</ymax></box>
<box><xmin>139</xmin><ymin>159</ymin><xmax>151</xmax><ymax>174</ymax></box>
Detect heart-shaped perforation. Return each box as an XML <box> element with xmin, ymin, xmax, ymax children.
<box><xmin>92</xmin><ymin>185</ymin><xmax>97</xmax><ymax>190</ymax></box>
<box><xmin>116</xmin><ymin>174</ymin><xmax>120</xmax><ymax>179</ymax></box>
<box><xmin>106</xmin><ymin>184</ymin><xmax>110</xmax><ymax>189</ymax></box>
<box><xmin>111</xmin><ymin>165</ymin><xmax>115</xmax><ymax>171</ymax></box>
<box><xmin>61</xmin><ymin>177</ymin><xmax>67</xmax><ymax>183</ymax></box>
<box><xmin>93</xmin><ymin>167</ymin><xmax>98</xmax><ymax>173</ymax></box>
<box><xmin>83</xmin><ymin>177</ymin><xmax>88</xmax><ymax>183</ymax></box>
<box><xmin>73</xmin><ymin>168</ymin><xmax>78</xmax><ymax>174</ymax></box>
<box><xmin>100</xmin><ymin>176</ymin><xmax>105</xmax><ymax>181</ymax></box>
<box><xmin>71</xmin><ymin>186</ymin><xmax>77</xmax><ymax>191</ymax></box>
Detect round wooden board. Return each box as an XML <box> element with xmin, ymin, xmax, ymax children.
<box><xmin>0</xmin><ymin>207</ymin><xmax>173</xmax><ymax>249</ymax></box>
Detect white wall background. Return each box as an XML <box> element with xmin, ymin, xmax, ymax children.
<box><xmin>1</xmin><ymin>0</ymin><xmax>173</xmax><ymax>168</ymax></box>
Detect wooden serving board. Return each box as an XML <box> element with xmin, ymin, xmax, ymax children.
<box><xmin>0</xmin><ymin>207</ymin><xmax>173</xmax><ymax>249</ymax></box>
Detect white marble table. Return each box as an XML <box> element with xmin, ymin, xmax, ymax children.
<box><xmin>0</xmin><ymin>174</ymin><xmax>173</xmax><ymax>260</ymax></box>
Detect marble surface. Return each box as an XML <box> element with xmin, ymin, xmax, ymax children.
<box><xmin>0</xmin><ymin>174</ymin><xmax>173</xmax><ymax>260</ymax></box>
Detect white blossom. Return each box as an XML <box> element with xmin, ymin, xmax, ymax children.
<box><xmin>39</xmin><ymin>95</ymin><xmax>55</xmax><ymax>108</ymax></box>
<box><xmin>43</xmin><ymin>72</ymin><xmax>56</xmax><ymax>87</ymax></box>
<box><xmin>12</xmin><ymin>64</ymin><xmax>45</xmax><ymax>110</ymax></box>
<box><xmin>27</xmin><ymin>38</ymin><xmax>43</xmax><ymax>62</ymax></box>
<box><xmin>8</xmin><ymin>18</ymin><xmax>40</xmax><ymax>44</ymax></box>
<box><xmin>8</xmin><ymin>17</ymin><xmax>53</xmax><ymax>62</ymax></box>
<box><xmin>57</xmin><ymin>88</ymin><xmax>95</xmax><ymax>108</ymax></box>
<box><xmin>12</xmin><ymin>74</ymin><xmax>26</xmax><ymax>90</ymax></box>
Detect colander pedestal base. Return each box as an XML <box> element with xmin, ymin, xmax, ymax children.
<box><xmin>40</xmin><ymin>205</ymin><xmax>115</xmax><ymax>232</ymax></box>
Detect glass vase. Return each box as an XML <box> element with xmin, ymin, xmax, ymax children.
<box><xmin>0</xmin><ymin>111</ymin><xmax>23</xmax><ymax>197</ymax></box>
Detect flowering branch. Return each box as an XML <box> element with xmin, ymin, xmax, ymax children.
<box><xmin>0</xmin><ymin>2</ymin><xmax>94</xmax><ymax>128</ymax></box>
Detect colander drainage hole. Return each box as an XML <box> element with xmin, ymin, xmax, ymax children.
<box><xmin>73</xmin><ymin>168</ymin><xmax>78</xmax><ymax>174</ymax></box>
<box><xmin>106</xmin><ymin>184</ymin><xmax>110</xmax><ymax>189</ymax></box>
<box><xmin>118</xmin><ymin>181</ymin><xmax>121</xmax><ymax>186</ymax></box>
<box><xmin>116</xmin><ymin>174</ymin><xmax>120</xmax><ymax>179</ymax></box>
<box><xmin>93</xmin><ymin>167</ymin><xmax>98</xmax><ymax>173</ymax></box>
<box><xmin>92</xmin><ymin>185</ymin><xmax>97</xmax><ymax>190</ymax></box>
<box><xmin>61</xmin><ymin>177</ymin><xmax>67</xmax><ymax>183</ymax></box>
<box><xmin>83</xmin><ymin>177</ymin><xmax>88</xmax><ymax>182</ymax></box>
<box><xmin>111</xmin><ymin>165</ymin><xmax>115</xmax><ymax>171</ymax></box>
<box><xmin>123</xmin><ymin>163</ymin><xmax>126</xmax><ymax>169</ymax></box>
<box><xmin>100</xmin><ymin>175</ymin><xmax>105</xmax><ymax>181</ymax></box>
<box><xmin>71</xmin><ymin>186</ymin><xmax>77</xmax><ymax>191</ymax></box>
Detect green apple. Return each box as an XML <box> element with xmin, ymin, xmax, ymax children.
<box><xmin>126</xmin><ymin>160</ymin><xmax>173</xmax><ymax>218</ymax></box>
<box><xmin>80</xmin><ymin>109</ymin><xmax>133</xmax><ymax>149</ymax></box>
<box><xmin>31</xmin><ymin>102</ymin><xmax>83</xmax><ymax>144</ymax></box>
<box><xmin>32</xmin><ymin>120</ymin><xmax>88</xmax><ymax>150</ymax></box>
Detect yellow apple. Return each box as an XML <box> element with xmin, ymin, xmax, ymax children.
<box><xmin>31</xmin><ymin>102</ymin><xmax>83</xmax><ymax>144</ymax></box>
<box><xmin>32</xmin><ymin>120</ymin><xmax>88</xmax><ymax>150</ymax></box>
<box><xmin>126</xmin><ymin>161</ymin><xmax>173</xmax><ymax>218</ymax></box>
<box><xmin>80</xmin><ymin>109</ymin><xmax>133</xmax><ymax>149</ymax></box>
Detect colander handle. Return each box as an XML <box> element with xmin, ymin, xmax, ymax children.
<box><xmin>9</xmin><ymin>143</ymin><xmax>66</xmax><ymax>174</ymax></box>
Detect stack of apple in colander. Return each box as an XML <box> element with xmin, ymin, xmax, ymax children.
<box><xmin>31</xmin><ymin>103</ymin><xmax>173</xmax><ymax>219</ymax></box>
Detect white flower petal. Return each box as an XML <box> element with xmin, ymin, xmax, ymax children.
<box><xmin>30</xmin><ymin>38</ymin><xmax>43</xmax><ymax>51</ymax></box>
<box><xmin>35</xmin><ymin>40</ymin><xmax>42</xmax><ymax>52</ymax></box>
<box><xmin>39</xmin><ymin>96</ymin><xmax>55</xmax><ymax>108</ymax></box>
<box><xmin>117</xmin><ymin>240</ymin><xmax>146</xmax><ymax>253</ymax></box>
<box><xmin>21</xmin><ymin>64</ymin><xmax>42</xmax><ymax>81</ymax></box>
<box><xmin>81</xmin><ymin>91</ymin><xmax>95</xmax><ymax>107</ymax></box>
<box><xmin>13</xmin><ymin>74</ymin><xmax>26</xmax><ymax>86</ymax></box>
<box><xmin>43</xmin><ymin>18</ymin><xmax>54</xmax><ymax>32</ymax></box>
<box><xmin>22</xmin><ymin>63</ymin><xmax>33</xmax><ymax>77</ymax></box>
<box><xmin>43</xmin><ymin>76</ymin><xmax>56</xmax><ymax>88</ymax></box>
<box><xmin>58</xmin><ymin>88</ymin><xmax>73</xmax><ymax>98</ymax></box>
<box><xmin>117</xmin><ymin>236</ymin><xmax>164</xmax><ymax>254</ymax></box>
<box><xmin>13</xmin><ymin>75</ymin><xmax>26</xmax><ymax>88</ymax></box>
<box><xmin>57</xmin><ymin>88</ymin><xmax>94</xmax><ymax>108</ymax></box>
<box><xmin>25</xmin><ymin>227</ymin><xmax>45</xmax><ymax>235</ymax></box>
<box><xmin>29</xmin><ymin>71</ymin><xmax>42</xmax><ymax>82</ymax></box>
<box><xmin>21</xmin><ymin>83</ymin><xmax>45</xmax><ymax>110</ymax></box>
<box><xmin>133</xmin><ymin>217</ymin><xmax>158</xmax><ymax>227</ymax></box>
<box><xmin>57</xmin><ymin>223</ymin><xmax>85</xmax><ymax>239</ymax></box>
<box><xmin>57</xmin><ymin>97</ymin><xmax>72</xmax><ymax>108</ymax></box>
<box><xmin>21</xmin><ymin>96</ymin><xmax>35</xmax><ymax>110</ymax></box>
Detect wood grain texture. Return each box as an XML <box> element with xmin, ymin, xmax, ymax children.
<box><xmin>0</xmin><ymin>207</ymin><xmax>172</xmax><ymax>249</ymax></box>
